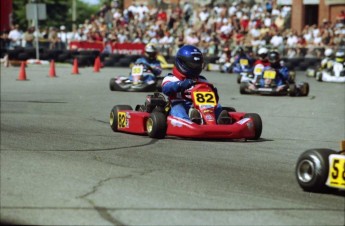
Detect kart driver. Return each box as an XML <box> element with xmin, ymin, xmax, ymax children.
<box><xmin>232</xmin><ymin>46</ymin><xmax>254</xmax><ymax>73</ymax></box>
<box><xmin>320</xmin><ymin>48</ymin><xmax>334</xmax><ymax>71</ymax></box>
<box><xmin>259</xmin><ymin>50</ymin><xmax>289</xmax><ymax>91</ymax></box>
<box><xmin>129</xmin><ymin>43</ymin><xmax>162</xmax><ymax>83</ymax></box>
<box><xmin>161</xmin><ymin>45</ymin><xmax>231</xmax><ymax>125</ymax></box>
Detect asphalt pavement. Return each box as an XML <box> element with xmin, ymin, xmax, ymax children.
<box><xmin>1</xmin><ymin>63</ymin><xmax>344</xmax><ymax>226</ymax></box>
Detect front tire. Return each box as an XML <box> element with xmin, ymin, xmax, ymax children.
<box><xmin>316</xmin><ymin>72</ymin><xmax>323</xmax><ymax>82</ymax></box>
<box><xmin>295</xmin><ymin>149</ymin><xmax>337</xmax><ymax>192</ymax></box>
<box><xmin>146</xmin><ymin>112</ymin><xmax>167</xmax><ymax>139</ymax></box>
<box><xmin>237</xmin><ymin>74</ymin><xmax>242</xmax><ymax>84</ymax></box>
<box><xmin>240</xmin><ymin>82</ymin><xmax>249</xmax><ymax>94</ymax></box>
<box><xmin>243</xmin><ymin>113</ymin><xmax>262</xmax><ymax>140</ymax></box>
<box><xmin>110</xmin><ymin>105</ymin><xmax>133</xmax><ymax>132</ymax></box>
<box><xmin>109</xmin><ymin>78</ymin><xmax>116</xmax><ymax>91</ymax></box>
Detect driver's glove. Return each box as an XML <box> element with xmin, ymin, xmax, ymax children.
<box><xmin>178</xmin><ymin>79</ymin><xmax>194</xmax><ymax>91</ymax></box>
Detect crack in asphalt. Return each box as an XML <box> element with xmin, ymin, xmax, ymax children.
<box><xmin>77</xmin><ymin>176</ymin><xmax>131</xmax><ymax>226</ymax></box>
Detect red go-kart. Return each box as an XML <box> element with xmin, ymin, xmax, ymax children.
<box><xmin>109</xmin><ymin>82</ymin><xmax>262</xmax><ymax>140</ymax></box>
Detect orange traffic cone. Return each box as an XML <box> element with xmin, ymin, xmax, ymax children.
<box><xmin>17</xmin><ymin>61</ymin><xmax>27</xmax><ymax>81</ymax></box>
<box><xmin>49</xmin><ymin>60</ymin><xmax>57</xmax><ymax>78</ymax></box>
<box><xmin>71</xmin><ymin>58</ymin><xmax>79</xmax><ymax>75</ymax></box>
<box><xmin>93</xmin><ymin>56</ymin><xmax>100</xmax><ymax>72</ymax></box>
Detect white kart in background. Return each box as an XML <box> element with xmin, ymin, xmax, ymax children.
<box><xmin>316</xmin><ymin>61</ymin><xmax>345</xmax><ymax>83</ymax></box>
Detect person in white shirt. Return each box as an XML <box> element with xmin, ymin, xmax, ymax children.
<box><xmin>270</xmin><ymin>32</ymin><xmax>284</xmax><ymax>48</ymax></box>
<box><xmin>58</xmin><ymin>25</ymin><xmax>68</xmax><ymax>50</ymax></box>
<box><xmin>8</xmin><ymin>24</ymin><xmax>22</xmax><ymax>49</ymax></box>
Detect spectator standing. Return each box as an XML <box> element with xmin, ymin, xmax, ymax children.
<box><xmin>8</xmin><ymin>24</ymin><xmax>22</xmax><ymax>49</ymax></box>
<box><xmin>48</xmin><ymin>27</ymin><xmax>59</xmax><ymax>49</ymax></box>
<box><xmin>58</xmin><ymin>25</ymin><xmax>68</xmax><ymax>49</ymax></box>
<box><xmin>23</xmin><ymin>27</ymin><xmax>35</xmax><ymax>48</ymax></box>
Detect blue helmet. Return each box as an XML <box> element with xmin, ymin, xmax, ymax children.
<box><xmin>175</xmin><ymin>45</ymin><xmax>204</xmax><ymax>79</ymax></box>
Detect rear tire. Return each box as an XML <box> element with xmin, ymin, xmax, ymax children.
<box><xmin>295</xmin><ymin>149</ymin><xmax>337</xmax><ymax>192</ymax></box>
<box><xmin>243</xmin><ymin>113</ymin><xmax>262</xmax><ymax>140</ymax></box>
<box><xmin>156</xmin><ymin>78</ymin><xmax>163</xmax><ymax>92</ymax></box>
<box><xmin>301</xmin><ymin>82</ymin><xmax>309</xmax><ymax>96</ymax></box>
<box><xmin>289</xmin><ymin>84</ymin><xmax>297</xmax><ymax>96</ymax></box>
<box><xmin>222</xmin><ymin>107</ymin><xmax>236</xmax><ymax>112</ymax></box>
<box><xmin>110</xmin><ymin>105</ymin><xmax>133</xmax><ymax>132</ymax></box>
<box><xmin>146</xmin><ymin>112</ymin><xmax>167</xmax><ymax>139</ymax></box>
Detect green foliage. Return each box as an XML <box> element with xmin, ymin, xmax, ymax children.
<box><xmin>12</xmin><ymin>0</ymin><xmax>100</xmax><ymax>31</ymax></box>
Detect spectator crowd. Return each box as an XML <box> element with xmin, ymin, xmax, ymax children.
<box><xmin>1</xmin><ymin>0</ymin><xmax>345</xmax><ymax>59</ymax></box>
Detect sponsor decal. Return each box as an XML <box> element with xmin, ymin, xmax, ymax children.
<box><xmin>237</xmin><ymin>118</ymin><xmax>250</xmax><ymax>125</ymax></box>
<box><xmin>205</xmin><ymin>114</ymin><xmax>214</xmax><ymax>121</ymax></box>
<box><xmin>171</xmin><ymin>119</ymin><xmax>184</xmax><ymax>127</ymax></box>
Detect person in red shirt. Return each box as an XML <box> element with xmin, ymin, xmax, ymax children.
<box><xmin>157</xmin><ymin>9</ymin><xmax>167</xmax><ymax>22</ymax></box>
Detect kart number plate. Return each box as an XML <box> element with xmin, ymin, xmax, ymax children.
<box><xmin>117</xmin><ymin>112</ymin><xmax>128</xmax><ymax>128</ymax></box>
<box><xmin>254</xmin><ymin>67</ymin><xmax>263</xmax><ymax>74</ymax></box>
<box><xmin>240</xmin><ymin>59</ymin><xmax>249</xmax><ymax>66</ymax></box>
<box><xmin>132</xmin><ymin>65</ymin><xmax>144</xmax><ymax>76</ymax></box>
<box><xmin>193</xmin><ymin>92</ymin><xmax>217</xmax><ymax>106</ymax></box>
<box><xmin>263</xmin><ymin>70</ymin><xmax>276</xmax><ymax>79</ymax></box>
<box><xmin>327</xmin><ymin>61</ymin><xmax>333</xmax><ymax>69</ymax></box>
<box><xmin>326</xmin><ymin>154</ymin><xmax>345</xmax><ymax>190</ymax></box>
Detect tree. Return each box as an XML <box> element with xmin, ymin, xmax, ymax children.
<box><xmin>12</xmin><ymin>0</ymin><xmax>99</xmax><ymax>31</ymax></box>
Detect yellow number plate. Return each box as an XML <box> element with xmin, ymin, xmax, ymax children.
<box><xmin>131</xmin><ymin>65</ymin><xmax>143</xmax><ymax>76</ymax></box>
<box><xmin>193</xmin><ymin>92</ymin><xmax>217</xmax><ymax>106</ymax></box>
<box><xmin>326</xmin><ymin>154</ymin><xmax>345</xmax><ymax>190</ymax></box>
<box><xmin>240</xmin><ymin>59</ymin><xmax>248</xmax><ymax>66</ymax></box>
<box><xmin>117</xmin><ymin>112</ymin><xmax>128</xmax><ymax>128</ymax></box>
<box><xmin>263</xmin><ymin>70</ymin><xmax>276</xmax><ymax>79</ymax></box>
<box><xmin>254</xmin><ymin>67</ymin><xmax>263</xmax><ymax>74</ymax></box>
<box><xmin>327</xmin><ymin>61</ymin><xmax>333</xmax><ymax>69</ymax></box>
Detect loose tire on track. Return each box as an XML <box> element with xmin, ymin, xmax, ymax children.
<box><xmin>243</xmin><ymin>113</ymin><xmax>262</xmax><ymax>140</ymax></box>
<box><xmin>295</xmin><ymin>149</ymin><xmax>337</xmax><ymax>192</ymax></box>
<box><xmin>110</xmin><ymin>105</ymin><xmax>133</xmax><ymax>132</ymax></box>
<box><xmin>146</xmin><ymin>112</ymin><xmax>167</xmax><ymax>139</ymax></box>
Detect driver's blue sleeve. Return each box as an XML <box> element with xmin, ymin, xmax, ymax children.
<box><xmin>150</xmin><ymin>61</ymin><xmax>162</xmax><ymax>76</ymax></box>
<box><xmin>279</xmin><ymin>67</ymin><xmax>289</xmax><ymax>81</ymax></box>
<box><xmin>162</xmin><ymin>81</ymin><xmax>181</xmax><ymax>95</ymax></box>
<box><xmin>135</xmin><ymin>57</ymin><xmax>148</xmax><ymax>64</ymax></box>
<box><xmin>162</xmin><ymin>79</ymin><xmax>193</xmax><ymax>95</ymax></box>
<box><xmin>232</xmin><ymin>64</ymin><xmax>242</xmax><ymax>73</ymax></box>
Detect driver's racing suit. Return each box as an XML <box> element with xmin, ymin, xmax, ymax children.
<box><xmin>161</xmin><ymin>67</ymin><xmax>223</xmax><ymax>121</ymax></box>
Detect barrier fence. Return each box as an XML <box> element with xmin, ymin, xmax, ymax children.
<box><xmin>2</xmin><ymin>40</ymin><xmax>343</xmax><ymax>70</ymax></box>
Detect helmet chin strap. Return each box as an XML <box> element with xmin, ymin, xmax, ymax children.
<box><xmin>173</xmin><ymin>66</ymin><xmax>186</xmax><ymax>80</ymax></box>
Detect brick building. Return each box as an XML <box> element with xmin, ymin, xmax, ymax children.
<box><xmin>288</xmin><ymin>0</ymin><xmax>345</xmax><ymax>33</ymax></box>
